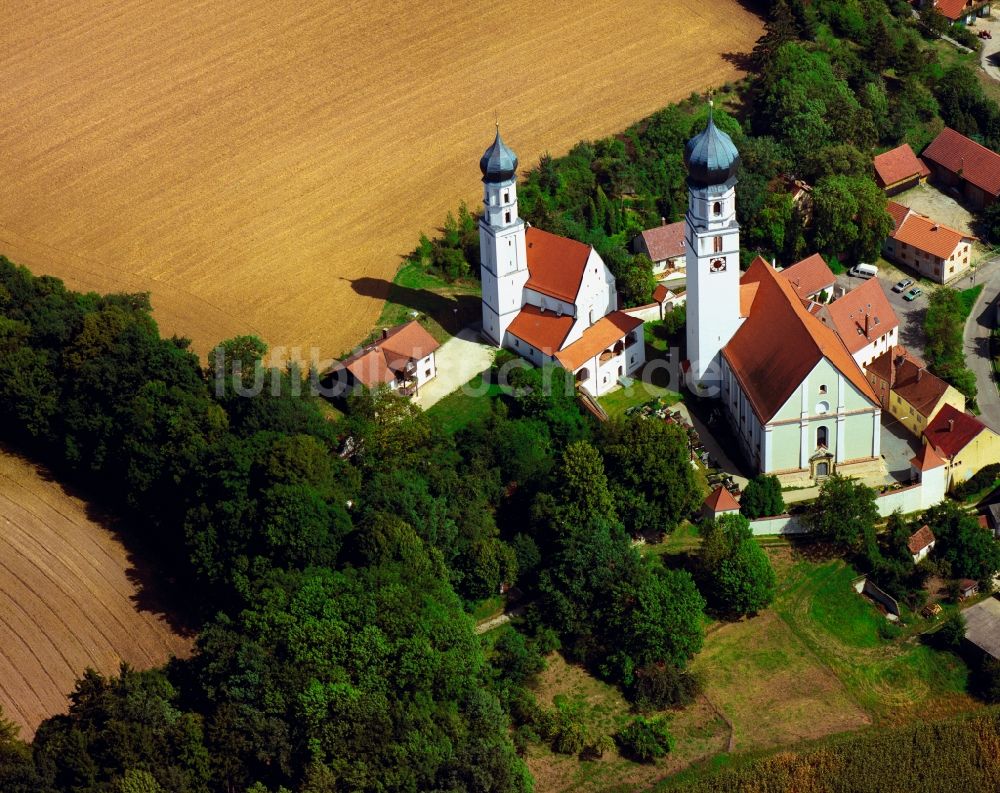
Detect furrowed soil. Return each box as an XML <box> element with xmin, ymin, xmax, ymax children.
<box><xmin>0</xmin><ymin>448</ymin><xmax>193</xmax><ymax>738</ymax></box>
<box><xmin>0</xmin><ymin>1</ymin><xmax>762</xmax><ymax>362</ymax></box>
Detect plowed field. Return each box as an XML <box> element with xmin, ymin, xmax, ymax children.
<box><xmin>0</xmin><ymin>1</ymin><xmax>761</xmax><ymax>360</ymax></box>
<box><xmin>0</xmin><ymin>449</ymin><xmax>192</xmax><ymax>738</ymax></box>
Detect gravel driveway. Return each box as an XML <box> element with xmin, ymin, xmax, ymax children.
<box><xmin>413</xmin><ymin>325</ymin><xmax>496</xmax><ymax>410</ymax></box>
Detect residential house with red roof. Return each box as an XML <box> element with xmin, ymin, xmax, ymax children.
<box><xmin>907</xmin><ymin>524</ymin><xmax>937</xmax><ymax>564</ymax></box>
<box><xmin>478</xmin><ymin>129</ymin><xmax>644</xmax><ymax>396</ymax></box>
<box><xmin>331</xmin><ymin>320</ymin><xmax>440</xmax><ymax>397</ymax></box>
<box><xmin>631</xmin><ymin>219</ymin><xmax>686</xmax><ymax>276</ymax></box>
<box><xmin>922</xmin><ymin>127</ymin><xmax>1000</xmax><ymax>209</ymax></box>
<box><xmin>883</xmin><ymin>200</ymin><xmax>976</xmax><ymax>283</ymax></box>
<box><xmin>872</xmin><ymin>143</ymin><xmax>930</xmax><ymax>195</ymax></box>
<box><xmin>779</xmin><ymin>253</ymin><xmax>836</xmax><ymax>303</ymax></box>
<box><xmin>923</xmin><ymin>403</ymin><xmax>1000</xmax><ymax>491</ymax></box>
<box><xmin>816</xmin><ymin>277</ymin><xmax>900</xmax><ymax>369</ymax></box>
<box><xmin>923</xmin><ymin>0</ymin><xmax>992</xmax><ymax>25</ymax></box>
<box><xmin>866</xmin><ymin>346</ymin><xmax>965</xmax><ymax>436</ymax></box>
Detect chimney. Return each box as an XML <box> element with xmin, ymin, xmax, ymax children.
<box><xmin>917</xmin><ymin>368</ymin><xmax>923</xmax><ymax>382</ymax></box>
<box><xmin>661</xmin><ymin>216</ymin><xmax>666</xmax><ymax>226</ymax></box>
<box><xmin>381</xmin><ymin>328</ymin><xmax>389</xmax><ymax>340</ymax></box>
<box><xmin>948</xmin><ymin>418</ymin><xmax>955</xmax><ymax>432</ymax></box>
<box><xmin>771</xmin><ymin>257</ymin><xmax>776</xmax><ymax>268</ymax></box>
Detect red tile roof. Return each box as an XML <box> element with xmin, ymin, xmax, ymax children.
<box><xmin>869</xmin><ymin>345</ymin><xmax>925</xmax><ymax>386</ymax></box>
<box><xmin>637</xmin><ymin>221</ymin><xmax>686</xmax><ymax>262</ymax></box>
<box><xmin>525</xmin><ymin>227</ymin><xmax>591</xmax><ymax>303</ymax></box>
<box><xmin>653</xmin><ymin>283</ymin><xmax>671</xmax><ymax>303</ymax></box>
<box><xmin>887</xmin><ymin>200</ymin><xmax>911</xmax><ymax>234</ymax></box>
<box><xmin>779</xmin><ymin>253</ymin><xmax>836</xmax><ymax>299</ymax></box>
<box><xmin>908</xmin><ymin>524</ymin><xmax>936</xmax><ymax>555</ymax></box>
<box><xmin>818</xmin><ymin>278</ymin><xmax>899</xmax><ymax>355</ymax></box>
<box><xmin>911</xmin><ymin>442</ymin><xmax>946</xmax><ymax>472</ymax></box>
<box><xmin>891</xmin><ymin>210</ymin><xmax>974</xmax><ymax>260</ymax></box>
<box><xmin>555</xmin><ymin>311</ymin><xmax>643</xmax><ymax>371</ymax></box>
<box><xmin>338</xmin><ymin>320</ymin><xmax>440</xmax><ymax>388</ymax></box>
<box><xmin>704</xmin><ymin>485</ymin><xmax>740</xmax><ymax>513</ymax></box>
<box><xmin>739</xmin><ymin>282</ymin><xmax>759</xmax><ymax>318</ymax></box>
<box><xmin>507</xmin><ymin>304</ymin><xmax>574</xmax><ymax>353</ymax></box>
<box><xmin>873</xmin><ymin>144</ymin><xmax>930</xmax><ymax>188</ymax></box>
<box><xmin>889</xmin><ymin>359</ymin><xmax>953</xmax><ymax>418</ymax></box>
<box><xmin>923</xmin><ymin>127</ymin><xmax>1000</xmax><ymax>198</ymax></box>
<box><xmin>723</xmin><ymin>257</ymin><xmax>878</xmax><ymax>423</ymax></box>
<box><xmin>936</xmin><ymin>0</ymin><xmax>978</xmax><ymax>21</ymax></box>
<box><xmin>924</xmin><ymin>403</ymin><xmax>988</xmax><ymax>459</ymax></box>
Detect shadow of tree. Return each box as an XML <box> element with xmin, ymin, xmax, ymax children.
<box><xmin>347</xmin><ymin>276</ymin><xmax>481</xmax><ymax>340</ymax></box>
<box><xmin>897</xmin><ymin>305</ymin><xmax>928</xmax><ymax>349</ymax></box>
<box><xmin>721</xmin><ymin>51</ymin><xmax>755</xmax><ymax>72</ymax></box>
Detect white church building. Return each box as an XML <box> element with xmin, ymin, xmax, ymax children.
<box><xmin>478</xmin><ymin>128</ymin><xmax>645</xmax><ymax>396</ymax></box>
<box><xmin>682</xmin><ymin>112</ymin><xmax>883</xmax><ymax>485</ymax></box>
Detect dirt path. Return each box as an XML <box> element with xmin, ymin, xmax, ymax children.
<box><xmin>0</xmin><ymin>448</ymin><xmax>192</xmax><ymax>737</ymax></box>
<box><xmin>0</xmin><ymin>1</ymin><xmax>762</xmax><ymax>362</ymax></box>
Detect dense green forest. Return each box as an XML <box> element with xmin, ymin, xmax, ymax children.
<box><xmin>3</xmin><ymin>1</ymin><xmax>1000</xmax><ymax>791</ymax></box>
<box><xmin>0</xmin><ymin>253</ymin><xmax>705</xmax><ymax>791</ymax></box>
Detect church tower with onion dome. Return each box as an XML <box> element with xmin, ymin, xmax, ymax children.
<box><xmin>479</xmin><ymin>125</ymin><xmax>529</xmax><ymax>345</ymax></box>
<box><xmin>684</xmin><ymin>105</ymin><xmax>742</xmax><ymax>395</ymax></box>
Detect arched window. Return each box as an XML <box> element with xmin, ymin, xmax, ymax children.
<box><xmin>817</xmin><ymin>426</ymin><xmax>828</xmax><ymax>448</ymax></box>
<box><xmin>819</xmin><ymin>384</ymin><xmax>827</xmax><ymax>395</ymax></box>
<box><xmin>713</xmin><ymin>236</ymin><xmax>723</xmax><ymax>253</ymax></box>
<box><xmin>504</xmin><ymin>211</ymin><xmax>511</xmax><ymax>223</ymax></box>
<box><xmin>713</xmin><ymin>201</ymin><xmax>722</xmax><ymax>216</ymax></box>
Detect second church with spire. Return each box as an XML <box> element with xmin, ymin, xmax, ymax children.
<box><xmin>478</xmin><ymin>126</ymin><xmax>646</xmax><ymax>397</ymax></box>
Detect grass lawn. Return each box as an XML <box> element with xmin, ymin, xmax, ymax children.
<box><xmin>370</xmin><ymin>261</ymin><xmax>482</xmax><ymax>346</ymax></box>
<box><xmin>958</xmin><ymin>284</ymin><xmax>984</xmax><ymax>320</ymax></box>
<box><xmin>426</xmin><ymin>373</ymin><xmax>505</xmax><ymax>434</ymax></box>
<box><xmin>597</xmin><ymin>382</ymin><xmax>682</xmax><ymax>417</ymax></box>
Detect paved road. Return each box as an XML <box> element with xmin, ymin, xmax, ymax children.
<box><xmin>962</xmin><ymin>258</ymin><xmax>1000</xmax><ymax>428</ymax></box>
<box><xmin>413</xmin><ymin>324</ymin><xmax>495</xmax><ymax>410</ymax></box>
<box><xmin>979</xmin><ymin>14</ymin><xmax>1000</xmax><ymax>81</ymax></box>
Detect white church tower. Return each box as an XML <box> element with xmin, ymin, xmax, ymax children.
<box><xmin>479</xmin><ymin>126</ymin><xmax>529</xmax><ymax>346</ymax></box>
<box><xmin>684</xmin><ymin>107</ymin><xmax>742</xmax><ymax>396</ymax></box>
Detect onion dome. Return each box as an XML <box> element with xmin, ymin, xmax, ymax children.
<box><xmin>480</xmin><ymin>125</ymin><xmax>518</xmax><ymax>183</ymax></box>
<box><xmin>684</xmin><ymin>109</ymin><xmax>740</xmax><ymax>186</ymax></box>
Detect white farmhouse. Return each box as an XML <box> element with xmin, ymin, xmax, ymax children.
<box><xmin>479</xmin><ymin>127</ymin><xmax>644</xmax><ymax>395</ymax></box>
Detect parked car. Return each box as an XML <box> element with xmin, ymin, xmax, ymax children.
<box><xmin>903</xmin><ymin>287</ymin><xmax>923</xmax><ymax>301</ymax></box>
<box><xmin>849</xmin><ymin>263</ymin><xmax>878</xmax><ymax>279</ymax></box>
<box><xmin>892</xmin><ymin>278</ymin><xmax>913</xmax><ymax>293</ymax></box>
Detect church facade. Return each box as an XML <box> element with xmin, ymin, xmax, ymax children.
<box><xmin>683</xmin><ymin>113</ymin><xmax>883</xmax><ymax>484</ymax></box>
<box><xmin>478</xmin><ymin>128</ymin><xmax>645</xmax><ymax>396</ymax></box>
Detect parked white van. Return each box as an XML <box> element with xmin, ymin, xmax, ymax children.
<box><xmin>849</xmin><ymin>263</ymin><xmax>878</xmax><ymax>279</ymax></box>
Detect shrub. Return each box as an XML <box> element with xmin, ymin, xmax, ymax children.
<box><xmin>633</xmin><ymin>663</ymin><xmax>702</xmax><ymax>711</ymax></box>
<box><xmin>616</xmin><ymin>716</ymin><xmax>675</xmax><ymax>762</ymax></box>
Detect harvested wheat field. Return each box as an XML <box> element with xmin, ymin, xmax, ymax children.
<box><xmin>0</xmin><ymin>1</ymin><xmax>762</xmax><ymax>361</ymax></box>
<box><xmin>0</xmin><ymin>448</ymin><xmax>193</xmax><ymax>738</ymax></box>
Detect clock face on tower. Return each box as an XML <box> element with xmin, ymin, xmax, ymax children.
<box><xmin>709</xmin><ymin>257</ymin><xmax>727</xmax><ymax>273</ymax></box>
